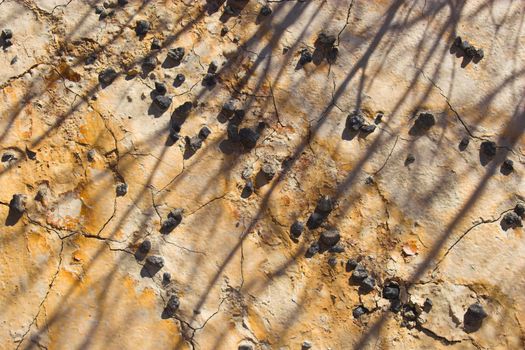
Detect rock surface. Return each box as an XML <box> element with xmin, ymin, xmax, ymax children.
<box><xmin>0</xmin><ymin>0</ymin><xmax>524</xmax><ymax>349</ymax></box>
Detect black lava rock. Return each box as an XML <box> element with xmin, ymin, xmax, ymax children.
<box><xmin>346</xmin><ymin>112</ymin><xmax>365</xmax><ymax>131</ymax></box>
<box><xmin>383</xmin><ymin>282</ymin><xmax>400</xmax><ymax>300</ymax></box>
<box><xmin>260</xmin><ymin>5</ymin><xmax>272</xmax><ymax>16</ymax></box>
<box><xmin>168</xmin><ymin>208</ymin><xmax>183</xmax><ymax>222</ymax></box>
<box><xmin>306</xmin><ymin>212</ymin><xmax>325</xmax><ymax>229</ymax></box>
<box><xmin>459</xmin><ymin>136</ymin><xmax>470</xmax><ymax>150</ymax></box>
<box><xmin>186</xmin><ymin>135</ymin><xmax>203</xmax><ymax>152</ymax></box>
<box><xmin>222</xmin><ymin>100</ymin><xmax>237</xmax><ymax>116</ymax></box>
<box><xmin>238</xmin><ymin>345</ymin><xmax>253</xmax><ymax>350</ymax></box>
<box><xmin>227</xmin><ymin>123</ymin><xmax>240</xmax><ymax>142</ymax></box>
<box><xmin>501</xmin><ymin>159</ymin><xmax>514</xmax><ymax>174</ymax></box>
<box><xmin>139</xmin><ymin>239</ymin><xmax>151</xmax><ymax>254</ymax></box>
<box><xmin>208</xmin><ymin>61</ymin><xmax>218</xmax><ymax>74</ymax></box>
<box><xmin>319</xmin><ymin>229</ymin><xmax>340</xmax><ymax>247</ymax></box>
<box><xmin>145</xmin><ymin>255</ymin><xmax>164</xmax><ymax>269</ymax></box>
<box><xmin>328</xmin><ymin>256</ymin><xmax>337</xmax><ymax>267</ymax></box>
<box><xmin>142</xmin><ymin>56</ymin><xmax>157</xmax><ymax>70</ymax></box>
<box><xmin>9</xmin><ymin>194</ymin><xmax>26</xmax><ymax>213</ymax></box>
<box><xmin>151</xmin><ymin>38</ymin><xmax>161</xmax><ymax>51</ymax></box>
<box><xmin>161</xmin><ymin>217</ymin><xmax>179</xmax><ymax>234</ymax></box>
<box><xmin>118</xmin><ymin>0</ymin><xmax>129</xmax><ymax>6</ymax></box>
<box><xmin>261</xmin><ymin>164</ymin><xmax>275</xmax><ymax>181</ymax></box>
<box><xmin>290</xmin><ymin>221</ymin><xmax>304</xmax><ymax>238</ymax></box>
<box><xmin>423</xmin><ymin>298</ymin><xmax>433</xmax><ymax>313</ymax></box>
<box><xmin>480</xmin><ymin>140</ymin><xmax>496</xmax><ymax>158</ymax></box>
<box><xmin>474</xmin><ymin>48</ymin><xmax>484</xmax><ymax>61</ymax></box>
<box><xmin>361</xmin><ymin>124</ymin><xmax>376</xmax><ymax>133</ymax></box>
<box><xmin>116</xmin><ymin>182</ymin><xmax>128</xmax><ymax>196</ymax></box>
<box><xmin>464</xmin><ymin>303</ymin><xmax>487</xmax><ymax>330</ymax></box>
<box><xmin>167</xmin><ymin>47</ymin><xmax>185</xmax><ymax>62</ymax></box>
<box><xmin>316</xmin><ymin>196</ymin><xmax>334</xmax><ymax>214</ymax></box>
<box><xmin>165</xmin><ymin>295</ymin><xmax>180</xmax><ymax>315</ymax></box>
<box><xmin>155</xmin><ymin>81</ymin><xmax>167</xmax><ymax>95</ymax></box>
<box><xmin>501</xmin><ymin>211</ymin><xmax>522</xmax><ymax>230</ymax></box>
<box><xmin>199</xmin><ymin>126</ymin><xmax>211</xmax><ymax>140</ymax></box>
<box><xmin>316</xmin><ymin>33</ymin><xmax>336</xmax><ymax>49</ymax></box>
<box><xmin>1</xmin><ymin>153</ymin><xmax>15</xmax><ymax>162</ymax></box>
<box><xmin>242</xmin><ymin>180</ymin><xmax>254</xmax><ymax>198</ymax></box>
<box><xmin>405</xmin><ymin>154</ymin><xmax>415</xmax><ymax>165</ymax></box>
<box><xmin>98</xmin><ymin>67</ymin><xmax>117</xmax><ymax>85</ymax></box>
<box><xmin>360</xmin><ymin>276</ymin><xmax>376</xmax><ymax>293</ymax></box>
<box><xmin>346</xmin><ymin>259</ymin><xmax>358</xmax><ymax>272</ymax></box>
<box><xmin>154</xmin><ymin>95</ymin><xmax>172</xmax><ymax>110</ymax></box>
<box><xmin>174</xmin><ymin>73</ymin><xmax>186</xmax><ymax>86</ymax></box>
<box><xmin>174</xmin><ymin>101</ymin><xmax>193</xmax><ymax>116</ymax></box>
<box><xmin>135</xmin><ymin>20</ymin><xmax>150</xmax><ymax>36</ymax></box>
<box><xmin>203</xmin><ymin>73</ymin><xmax>217</xmax><ymax>87</ymax></box>
<box><xmin>163</xmin><ymin>272</ymin><xmax>171</xmax><ymax>284</ymax></box>
<box><xmin>514</xmin><ymin>203</ymin><xmax>525</xmax><ymax>217</ymax></box>
<box><xmin>351</xmin><ymin>264</ymin><xmax>368</xmax><ymax>282</ymax></box>
<box><xmin>1</xmin><ymin>29</ymin><xmax>13</xmax><ymax>40</ymax></box>
<box><xmin>239</xmin><ymin>128</ymin><xmax>259</xmax><ymax>150</ymax></box>
<box><xmin>353</xmin><ymin>305</ymin><xmax>368</xmax><ymax>319</ymax></box>
<box><xmin>298</xmin><ymin>49</ymin><xmax>313</xmax><ymax>65</ymax></box>
<box><xmin>414</xmin><ymin>112</ymin><xmax>435</xmax><ymax>131</ymax></box>
<box><xmin>306</xmin><ymin>242</ymin><xmax>320</xmax><ymax>257</ymax></box>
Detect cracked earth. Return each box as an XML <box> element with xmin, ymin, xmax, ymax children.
<box><xmin>0</xmin><ymin>0</ymin><xmax>524</xmax><ymax>349</ymax></box>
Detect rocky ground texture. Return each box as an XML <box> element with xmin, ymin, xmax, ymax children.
<box><xmin>0</xmin><ymin>0</ymin><xmax>524</xmax><ymax>349</ymax></box>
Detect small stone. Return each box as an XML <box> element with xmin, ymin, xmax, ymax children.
<box><xmin>383</xmin><ymin>282</ymin><xmax>400</xmax><ymax>300</ymax></box>
<box><xmin>198</xmin><ymin>126</ymin><xmax>211</xmax><ymax>140</ymax></box>
<box><xmin>145</xmin><ymin>255</ymin><xmax>164</xmax><ymax>269</ymax></box>
<box><xmin>301</xmin><ymin>341</ymin><xmax>312</xmax><ymax>349</ymax></box>
<box><xmin>501</xmin><ymin>211</ymin><xmax>522</xmax><ymax>229</ymax></box>
<box><xmin>238</xmin><ymin>345</ymin><xmax>253</xmax><ymax>350</ymax></box>
<box><xmin>10</xmin><ymin>56</ymin><xmax>17</xmax><ymax>65</ymax></box>
<box><xmin>480</xmin><ymin>140</ymin><xmax>497</xmax><ymax>157</ymax></box>
<box><xmin>87</xmin><ymin>149</ymin><xmax>96</xmax><ymax>161</ymax></box>
<box><xmin>316</xmin><ymin>196</ymin><xmax>334</xmax><ymax>214</ymax></box>
<box><xmin>98</xmin><ymin>67</ymin><xmax>117</xmax><ymax>85</ymax></box>
<box><xmin>161</xmin><ymin>217</ymin><xmax>179</xmax><ymax>234</ymax></box>
<box><xmin>361</xmin><ymin>124</ymin><xmax>376</xmax><ymax>133</ymax></box>
<box><xmin>139</xmin><ymin>240</ymin><xmax>151</xmax><ymax>254</ymax></box>
<box><xmin>135</xmin><ymin>20</ymin><xmax>150</xmax><ymax>36</ymax></box>
<box><xmin>95</xmin><ymin>6</ymin><xmax>103</xmax><ymax>14</ymax></box>
<box><xmin>501</xmin><ymin>159</ymin><xmax>514</xmax><ymax>173</ymax></box>
<box><xmin>351</xmin><ymin>264</ymin><xmax>368</xmax><ymax>281</ymax></box>
<box><xmin>168</xmin><ymin>208</ymin><xmax>184</xmax><ymax>222</ymax></box>
<box><xmin>155</xmin><ymin>81</ymin><xmax>167</xmax><ymax>95</ymax></box>
<box><xmin>261</xmin><ymin>164</ymin><xmax>275</xmax><ymax>181</ymax></box>
<box><xmin>1</xmin><ymin>29</ymin><xmax>13</xmax><ymax>40</ymax></box>
<box><xmin>375</xmin><ymin>113</ymin><xmax>384</xmax><ymax>124</ymax></box>
<box><xmin>9</xmin><ymin>194</ymin><xmax>26</xmax><ymax>213</ymax></box>
<box><xmin>220</xmin><ymin>27</ymin><xmax>229</xmax><ymax>36</ymax></box>
<box><xmin>474</xmin><ymin>48</ymin><xmax>484</xmax><ymax>61</ymax></box>
<box><xmin>165</xmin><ymin>295</ymin><xmax>180</xmax><ymax>314</ymax></box>
<box><xmin>298</xmin><ymin>49</ymin><xmax>313</xmax><ymax>65</ymax></box>
<box><xmin>208</xmin><ymin>61</ymin><xmax>218</xmax><ymax>73</ymax></box>
<box><xmin>346</xmin><ymin>259</ymin><xmax>358</xmax><ymax>272</ymax></box>
<box><xmin>186</xmin><ymin>136</ymin><xmax>203</xmax><ymax>152</ymax></box>
<box><xmin>242</xmin><ymin>180</ymin><xmax>254</xmax><ymax>197</ymax></box>
<box><xmin>306</xmin><ymin>212</ymin><xmax>325</xmax><ymax>229</ymax></box>
<box><xmin>405</xmin><ymin>154</ymin><xmax>415</xmax><ymax>165</ymax></box>
<box><xmin>25</xmin><ymin>148</ymin><xmax>36</xmax><ymax>160</ymax></box>
<box><xmin>290</xmin><ymin>221</ymin><xmax>304</xmax><ymax>238</ymax></box>
<box><xmin>459</xmin><ymin>136</ymin><xmax>469</xmax><ymax>149</ymax></box>
<box><xmin>320</xmin><ymin>229</ymin><xmax>340</xmax><ymax>247</ymax></box>
<box><xmin>414</xmin><ymin>112</ymin><xmax>435</xmax><ymax>130</ymax></box>
<box><xmin>1</xmin><ymin>153</ymin><xmax>15</xmax><ymax>162</ymax></box>
<box><xmin>352</xmin><ymin>305</ymin><xmax>368</xmax><ymax>318</ymax></box>
<box><xmin>328</xmin><ymin>256</ymin><xmax>337</xmax><ymax>267</ymax></box>
<box><xmin>306</xmin><ymin>242</ymin><xmax>320</xmax><ymax>257</ymax></box>
<box><xmin>174</xmin><ymin>73</ymin><xmax>186</xmax><ymax>86</ymax></box>
<box><xmin>162</xmin><ymin>272</ymin><xmax>171</xmax><ymax>284</ymax></box>
<box><xmin>142</xmin><ymin>56</ymin><xmax>157</xmax><ymax>70</ymax></box>
<box><xmin>453</xmin><ymin>36</ymin><xmax>462</xmax><ymax>48</ymax></box>
<box><xmin>316</xmin><ymin>33</ymin><xmax>336</xmax><ymax>48</ymax></box>
<box><xmin>346</xmin><ymin>112</ymin><xmax>365</xmax><ymax>131</ymax></box>
<box><xmin>222</xmin><ymin>99</ymin><xmax>237</xmax><ymax>116</ymax></box>
<box><xmin>203</xmin><ymin>73</ymin><xmax>217</xmax><ymax>87</ymax></box>
<box><xmin>260</xmin><ymin>5</ymin><xmax>272</xmax><ymax>16</ymax></box>
<box><xmin>167</xmin><ymin>47</ymin><xmax>185</xmax><ymax>62</ymax></box>
<box><xmin>365</xmin><ymin>176</ymin><xmax>374</xmax><ymax>185</ymax></box>
<box><xmin>328</xmin><ymin>244</ymin><xmax>345</xmax><ymax>253</ymax></box>
<box><xmin>465</xmin><ymin>45</ymin><xmax>477</xmax><ymax>58</ymax></box>
<box><xmin>464</xmin><ymin>303</ymin><xmax>488</xmax><ymax>328</ymax></box>
<box><xmin>116</xmin><ymin>182</ymin><xmax>128</xmax><ymax>196</ymax></box>
<box><xmin>514</xmin><ymin>203</ymin><xmax>525</xmax><ymax>217</ymax></box>
<box><xmin>423</xmin><ymin>298</ymin><xmax>433</xmax><ymax>312</ymax></box>
<box><xmin>175</xmin><ymin>101</ymin><xmax>193</xmax><ymax>116</ymax></box>
<box><xmin>228</xmin><ymin>123</ymin><xmax>240</xmax><ymax>142</ymax></box>
<box><xmin>151</xmin><ymin>38</ymin><xmax>161</xmax><ymax>50</ymax></box>
<box><xmin>118</xmin><ymin>0</ymin><xmax>129</xmax><ymax>5</ymax></box>
<box><xmin>239</xmin><ymin>128</ymin><xmax>259</xmax><ymax>149</ymax></box>
<box><xmin>360</xmin><ymin>276</ymin><xmax>376</xmax><ymax>292</ymax></box>
<box><xmin>154</xmin><ymin>95</ymin><xmax>172</xmax><ymax>110</ymax></box>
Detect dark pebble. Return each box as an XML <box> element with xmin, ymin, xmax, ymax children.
<box><xmin>414</xmin><ymin>112</ymin><xmax>435</xmax><ymax>130</ymax></box>
<box><xmin>227</xmin><ymin>123</ymin><xmax>240</xmax><ymax>142</ymax></box>
<box><xmin>239</xmin><ymin>128</ymin><xmax>259</xmax><ymax>149</ymax></box>
<box><xmin>145</xmin><ymin>255</ymin><xmax>164</xmax><ymax>269</ymax></box>
<box><xmin>346</xmin><ymin>112</ymin><xmax>365</xmax><ymax>131</ymax></box>
<box><xmin>306</xmin><ymin>242</ymin><xmax>320</xmax><ymax>257</ymax></box>
<box><xmin>116</xmin><ymin>182</ymin><xmax>128</xmax><ymax>196</ymax></box>
<box><xmin>118</xmin><ymin>0</ymin><xmax>129</xmax><ymax>6</ymax></box>
<box><xmin>502</xmin><ymin>211</ymin><xmax>522</xmax><ymax>229</ymax></box>
<box><xmin>405</xmin><ymin>154</ymin><xmax>415</xmax><ymax>165</ymax></box>
<box><xmin>167</xmin><ymin>47</ymin><xmax>185</xmax><ymax>62</ymax></box>
<box><xmin>135</xmin><ymin>20</ymin><xmax>150</xmax><ymax>36</ymax></box>
<box><xmin>328</xmin><ymin>256</ymin><xmax>337</xmax><ymax>267</ymax></box>
<box><xmin>168</xmin><ymin>208</ymin><xmax>183</xmax><ymax>222</ymax></box>
<box><xmin>199</xmin><ymin>126</ymin><xmax>211</xmax><ymax>140</ymax></box>
<box><xmin>151</xmin><ymin>38</ymin><xmax>161</xmax><ymax>50</ymax></box>
<box><xmin>298</xmin><ymin>49</ymin><xmax>313</xmax><ymax>65</ymax></box>
<box><xmin>221</xmin><ymin>27</ymin><xmax>229</xmax><ymax>36</ymax></box>
<box><xmin>290</xmin><ymin>221</ymin><xmax>304</xmax><ymax>238</ymax></box>
<box><xmin>9</xmin><ymin>194</ymin><xmax>26</xmax><ymax>213</ymax></box>
<box><xmin>165</xmin><ymin>295</ymin><xmax>180</xmax><ymax>314</ymax></box>
<box><xmin>351</xmin><ymin>264</ymin><xmax>368</xmax><ymax>281</ymax></box>
<box><xmin>480</xmin><ymin>140</ymin><xmax>496</xmax><ymax>157</ymax></box>
<box><xmin>352</xmin><ymin>305</ymin><xmax>368</xmax><ymax>318</ymax></box>
<box><xmin>464</xmin><ymin>302</ymin><xmax>487</xmax><ymax>328</ymax></box>
<box><xmin>501</xmin><ymin>159</ymin><xmax>513</xmax><ymax>174</ymax></box>
<box><xmin>1</xmin><ymin>153</ymin><xmax>15</xmax><ymax>162</ymax></box>
<box><xmin>316</xmin><ymin>196</ymin><xmax>334</xmax><ymax>214</ymax></box>
<box><xmin>238</xmin><ymin>345</ymin><xmax>253</xmax><ymax>350</ymax></box>
<box><xmin>161</xmin><ymin>217</ymin><xmax>179</xmax><ymax>234</ymax></box>
<box><xmin>98</xmin><ymin>67</ymin><xmax>117</xmax><ymax>85</ymax></box>
<box><xmin>203</xmin><ymin>73</ymin><xmax>217</xmax><ymax>87</ymax></box>
<box><xmin>87</xmin><ymin>149</ymin><xmax>96</xmax><ymax>162</ymax></box>
<box><xmin>423</xmin><ymin>298</ymin><xmax>433</xmax><ymax>312</ymax></box>
<box><xmin>260</xmin><ymin>5</ymin><xmax>272</xmax><ymax>16</ymax></box>
<box><xmin>320</xmin><ymin>229</ymin><xmax>340</xmax><ymax>247</ymax></box>
<box><xmin>208</xmin><ymin>61</ymin><xmax>218</xmax><ymax>73</ymax></box>
<box><xmin>382</xmin><ymin>281</ymin><xmax>400</xmax><ymax>300</ymax></box>
<box><xmin>162</xmin><ymin>272</ymin><xmax>171</xmax><ymax>284</ymax></box>
<box><xmin>345</xmin><ymin>259</ymin><xmax>358</xmax><ymax>272</ymax></box>
<box><xmin>306</xmin><ymin>212</ymin><xmax>325</xmax><ymax>229</ymax></box>
<box><xmin>154</xmin><ymin>95</ymin><xmax>172</xmax><ymax>110</ymax></box>
<box><xmin>459</xmin><ymin>136</ymin><xmax>469</xmax><ymax>149</ymax></box>
<box><xmin>1</xmin><ymin>29</ymin><xmax>13</xmax><ymax>40</ymax></box>
<box><xmin>360</xmin><ymin>276</ymin><xmax>376</xmax><ymax>292</ymax></box>
<box><xmin>514</xmin><ymin>203</ymin><xmax>525</xmax><ymax>217</ymax></box>
<box><xmin>155</xmin><ymin>81</ymin><xmax>167</xmax><ymax>95</ymax></box>
<box><xmin>360</xmin><ymin>124</ymin><xmax>376</xmax><ymax>133</ymax></box>
<box><xmin>328</xmin><ymin>244</ymin><xmax>345</xmax><ymax>253</ymax></box>
<box><xmin>139</xmin><ymin>239</ymin><xmax>151</xmax><ymax>254</ymax></box>
<box><xmin>174</xmin><ymin>73</ymin><xmax>186</xmax><ymax>86</ymax></box>
<box><xmin>261</xmin><ymin>164</ymin><xmax>275</xmax><ymax>181</ymax></box>
<box><xmin>186</xmin><ymin>136</ymin><xmax>203</xmax><ymax>152</ymax></box>
<box><xmin>142</xmin><ymin>56</ymin><xmax>157</xmax><ymax>70</ymax></box>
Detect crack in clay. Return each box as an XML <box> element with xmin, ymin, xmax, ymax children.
<box><xmin>337</xmin><ymin>0</ymin><xmax>356</xmax><ymax>46</ymax></box>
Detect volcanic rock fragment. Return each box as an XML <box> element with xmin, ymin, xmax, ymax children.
<box><xmin>464</xmin><ymin>303</ymin><xmax>487</xmax><ymax>331</ymax></box>
<box><xmin>174</xmin><ymin>73</ymin><xmax>185</xmax><ymax>86</ymax></box>
<box><xmin>198</xmin><ymin>126</ymin><xmax>211</xmax><ymax>140</ymax></box>
<box><xmin>154</xmin><ymin>95</ymin><xmax>172</xmax><ymax>110</ymax></box>
<box><xmin>164</xmin><ymin>295</ymin><xmax>180</xmax><ymax>316</ymax></box>
<box><xmin>161</xmin><ymin>208</ymin><xmax>183</xmax><ymax>234</ymax></box>
<box><xmin>260</xmin><ymin>5</ymin><xmax>272</xmax><ymax>16</ymax></box>
<box><xmin>383</xmin><ymin>281</ymin><xmax>400</xmax><ymax>300</ymax></box>
<box><xmin>139</xmin><ymin>240</ymin><xmax>151</xmax><ymax>254</ymax></box>
<box><xmin>360</xmin><ymin>276</ymin><xmax>376</xmax><ymax>293</ymax></box>
<box><xmin>239</xmin><ymin>128</ymin><xmax>259</xmax><ymax>150</ymax></box>
<box><xmin>167</xmin><ymin>47</ymin><xmax>185</xmax><ymax>62</ymax></box>
<box><xmin>146</xmin><ymin>255</ymin><xmax>164</xmax><ymax>269</ymax></box>
<box><xmin>459</xmin><ymin>136</ymin><xmax>469</xmax><ymax>150</ymax></box>
<box><xmin>9</xmin><ymin>194</ymin><xmax>26</xmax><ymax>214</ymax></box>
<box><xmin>501</xmin><ymin>211</ymin><xmax>522</xmax><ymax>230</ymax></box>
<box><xmin>351</xmin><ymin>264</ymin><xmax>368</xmax><ymax>282</ymax></box>
<box><xmin>346</xmin><ymin>259</ymin><xmax>358</xmax><ymax>272</ymax></box>
<box><xmin>353</xmin><ymin>305</ymin><xmax>368</xmax><ymax>318</ymax></box>
<box><xmin>151</xmin><ymin>38</ymin><xmax>161</xmax><ymax>50</ymax></box>
<box><xmin>135</xmin><ymin>20</ymin><xmax>150</xmax><ymax>36</ymax></box>
<box><xmin>116</xmin><ymin>182</ymin><xmax>128</xmax><ymax>196</ymax></box>
<box><xmin>98</xmin><ymin>67</ymin><xmax>117</xmax><ymax>86</ymax></box>
<box><xmin>515</xmin><ymin>203</ymin><xmax>525</xmax><ymax>217</ymax></box>
<box><xmin>319</xmin><ymin>229</ymin><xmax>340</xmax><ymax>247</ymax></box>
<box><xmin>346</xmin><ymin>112</ymin><xmax>365</xmax><ymax>131</ymax></box>
<box><xmin>501</xmin><ymin>159</ymin><xmax>513</xmax><ymax>174</ymax></box>
<box><xmin>142</xmin><ymin>56</ymin><xmax>157</xmax><ymax>71</ymax></box>
<box><xmin>155</xmin><ymin>81</ymin><xmax>167</xmax><ymax>95</ymax></box>
<box><xmin>290</xmin><ymin>221</ymin><xmax>304</xmax><ymax>238</ymax></box>
<box><xmin>298</xmin><ymin>49</ymin><xmax>313</xmax><ymax>66</ymax></box>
